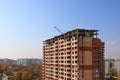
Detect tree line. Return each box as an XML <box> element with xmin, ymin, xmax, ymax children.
<box><xmin>0</xmin><ymin>62</ymin><xmax>42</xmax><ymax>80</ymax></box>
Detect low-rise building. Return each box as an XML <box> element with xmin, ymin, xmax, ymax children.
<box><xmin>17</xmin><ymin>58</ymin><xmax>42</xmax><ymax>66</ymax></box>
<box><xmin>105</xmin><ymin>58</ymin><xmax>120</xmax><ymax>74</ymax></box>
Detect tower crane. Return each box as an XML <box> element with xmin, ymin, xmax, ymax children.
<box><xmin>54</xmin><ymin>26</ymin><xmax>63</xmax><ymax>34</ymax></box>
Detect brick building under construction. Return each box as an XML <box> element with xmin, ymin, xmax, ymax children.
<box><xmin>42</xmin><ymin>29</ymin><xmax>105</xmax><ymax>80</ymax></box>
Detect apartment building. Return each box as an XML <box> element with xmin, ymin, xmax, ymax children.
<box><xmin>17</xmin><ymin>58</ymin><xmax>42</xmax><ymax>66</ymax></box>
<box><xmin>42</xmin><ymin>29</ymin><xmax>105</xmax><ymax>80</ymax></box>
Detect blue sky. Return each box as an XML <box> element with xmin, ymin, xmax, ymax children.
<box><xmin>0</xmin><ymin>0</ymin><xmax>120</xmax><ymax>59</ymax></box>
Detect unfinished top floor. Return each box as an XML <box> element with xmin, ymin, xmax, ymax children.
<box><xmin>44</xmin><ymin>28</ymin><xmax>99</xmax><ymax>44</ymax></box>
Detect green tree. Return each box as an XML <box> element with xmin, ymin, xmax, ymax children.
<box><xmin>108</xmin><ymin>68</ymin><xmax>117</xmax><ymax>76</ymax></box>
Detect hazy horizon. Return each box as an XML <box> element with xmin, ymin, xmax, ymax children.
<box><xmin>0</xmin><ymin>0</ymin><xmax>120</xmax><ymax>59</ymax></box>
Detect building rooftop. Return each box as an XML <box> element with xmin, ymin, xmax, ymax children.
<box><xmin>44</xmin><ymin>28</ymin><xmax>99</xmax><ymax>44</ymax></box>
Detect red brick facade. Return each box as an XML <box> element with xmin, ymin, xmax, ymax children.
<box><xmin>42</xmin><ymin>29</ymin><xmax>104</xmax><ymax>80</ymax></box>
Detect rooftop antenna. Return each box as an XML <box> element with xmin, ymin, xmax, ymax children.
<box><xmin>54</xmin><ymin>26</ymin><xmax>62</xmax><ymax>34</ymax></box>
